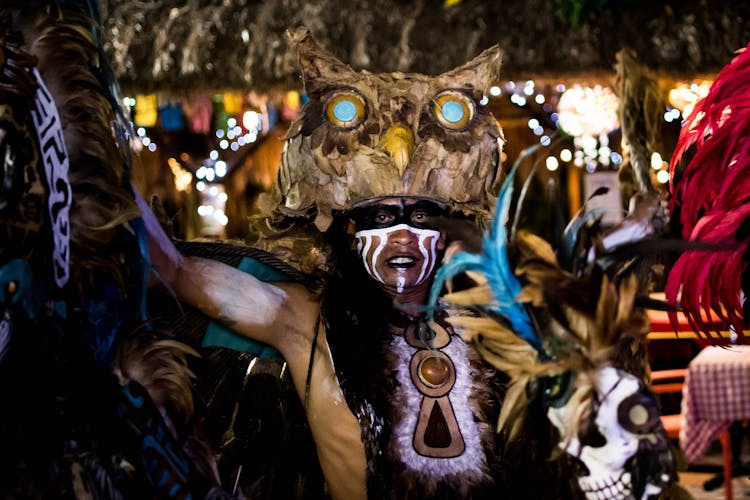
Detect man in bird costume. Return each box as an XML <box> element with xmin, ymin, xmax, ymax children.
<box><xmin>143</xmin><ymin>26</ymin><xmax>592</xmax><ymax>499</ymax></box>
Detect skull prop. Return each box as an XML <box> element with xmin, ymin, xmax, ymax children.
<box><xmin>548</xmin><ymin>365</ymin><xmax>676</xmax><ymax>500</ymax></box>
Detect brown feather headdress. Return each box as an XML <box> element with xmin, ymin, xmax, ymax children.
<box><xmin>254</xmin><ymin>27</ymin><xmax>505</xmax><ymax>273</ymax></box>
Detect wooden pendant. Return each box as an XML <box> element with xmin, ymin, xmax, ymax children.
<box><xmin>413</xmin><ymin>396</ymin><xmax>465</xmax><ymax>457</ymax></box>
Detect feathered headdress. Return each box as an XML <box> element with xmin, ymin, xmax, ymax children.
<box><xmin>427</xmin><ymin>159</ymin><xmax>678</xmax><ymax>498</ymax></box>
<box><xmin>667</xmin><ymin>44</ymin><xmax>750</xmax><ymax>342</ymax></box>
<box><xmin>254</xmin><ymin>27</ymin><xmax>504</xmax><ymax>273</ymax></box>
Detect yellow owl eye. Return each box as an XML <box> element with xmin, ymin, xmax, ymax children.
<box><xmin>325</xmin><ymin>91</ymin><xmax>367</xmax><ymax>128</ymax></box>
<box><xmin>433</xmin><ymin>91</ymin><xmax>474</xmax><ymax>130</ymax></box>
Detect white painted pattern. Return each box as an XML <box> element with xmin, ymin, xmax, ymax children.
<box><xmin>387</xmin><ymin>331</ymin><xmax>489</xmax><ymax>481</ymax></box>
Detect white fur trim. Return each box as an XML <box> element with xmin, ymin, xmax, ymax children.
<box><xmin>388</xmin><ymin>333</ymin><xmax>490</xmax><ymax>481</ymax></box>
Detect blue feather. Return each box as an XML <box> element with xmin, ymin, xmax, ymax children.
<box><xmin>428</xmin><ymin>164</ymin><xmax>540</xmax><ymax>350</ymax></box>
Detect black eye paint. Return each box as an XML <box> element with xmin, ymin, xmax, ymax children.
<box><xmin>350</xmin><ymin>200</ymin><xmax>447</xmax><ymax>231</ymax></box>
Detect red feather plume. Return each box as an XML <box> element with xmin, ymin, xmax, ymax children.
<box><xmin>667</xmin><ymin>44</ymin><xmax>750</xmax><ymax>342</ymax></box>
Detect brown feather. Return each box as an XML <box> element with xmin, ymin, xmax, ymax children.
<box><xmin>113</xmin><ymin>331</ymin><xmax>199</xmax><ymax>434</ymax></box>
<box><xmin>22</xmin><ymin>9</ymin><xmax>141</xmax><ymax>291</ymax></box>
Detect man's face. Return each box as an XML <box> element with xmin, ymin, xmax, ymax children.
<box><xmin>351</xmin><ymin>198</ymin><xmax>445</xmax><ymax>294</ymax></box>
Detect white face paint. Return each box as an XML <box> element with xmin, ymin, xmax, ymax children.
<box><xmin>356</xmin><ymin>224</ymin><xmax>441</xmax><ymax>293</ymax></box>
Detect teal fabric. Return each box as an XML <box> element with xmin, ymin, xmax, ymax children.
<box><xmin>201</xmin><ymin>256</ymin><xmax>290</xmax><ymax>358</ymax></box>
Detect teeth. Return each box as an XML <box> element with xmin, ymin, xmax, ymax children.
<box><xmin>389</xmin><ymin>257</ymin><xmax>414</xmax><ymax>264</ymax></box>
<box><xmin>580</xmin><ymin>471</ymin><xmax>632</xmax><ymax>500</ymax></box>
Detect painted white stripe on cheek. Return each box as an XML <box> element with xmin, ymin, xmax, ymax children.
<box><xmin>416</xmin><ymin>230</ymin><xmax>440</xmax><ymax>285</ymax></box>
<box><xmin>357</xmin><ymin>232</ymin><xmax>386</xmax><ymax>283</ymax></box>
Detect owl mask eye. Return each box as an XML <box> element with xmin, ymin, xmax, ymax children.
<box><xmin>433</xmin><ymin>91</ymin><xmax>474</xmax><ymax>130</ymax></box>
<box><xmin>324</xmin><ymin>90</ymin><xmax>367</xmax><ymax>129</ymax></box>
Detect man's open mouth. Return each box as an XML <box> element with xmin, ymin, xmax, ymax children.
<box><xmin>387</xmin><ymin>256</ymin><xmax>417</xmax><ymax>268</ymax></box>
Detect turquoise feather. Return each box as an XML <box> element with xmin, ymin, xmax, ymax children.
<box><xmin>428</xmin><ymin>165</ymin><xmax>540</xmax><ymax>350</ymax></box>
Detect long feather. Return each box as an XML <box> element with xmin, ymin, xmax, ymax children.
<box><xmin>667</xmin><ymin>44</ymin><xmax>750</xmax><ymax>342</ymax></box>
<box><xmin>428</xmin><ymin>164</ymin><xmax>538</xmax><ymax>349</ymax></box>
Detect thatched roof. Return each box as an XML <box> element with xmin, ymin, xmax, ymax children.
<box><xmin>102</xmin><ymin>0</ymin><xmax>750</xmax><ymax>94</ymax></box>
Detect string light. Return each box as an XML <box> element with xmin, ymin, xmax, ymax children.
<box><xmin>168</xmin><ymin>157</ymin><xmax>192</xmax><ymax>192</ymax></box>
<box><xmin>243</xmin><ymin>110</ymin><xmax>261</xmax><ymax>131</ymax></box>
<box><xmin>557</xmin><ymin>84</ymin><xmax>620</xmax><ymax>137</ymax></box>
<box><xmin>132</xmin><ymin>126</ymin><xmax>159</xmax><ymax>154</ymax></box>
<box><xmin>668</xmin><ymin>81</ymin><xmax>711</xmax><ymax>119</ymax></box>
<box><xmin>215</xmin><ymin>160</ymin><xmax>227</xmax><ymax>177</ymax></box>
<box><xmin>546</xmin><ymin>156</ymin><xmax>559</xmax><ymax>171</ymax></box>
<box><xmin>651</xmin><ymin>152</ymin><xmax>663</xmax><ymax>170</ymax></box>
<box><xmin>501</xmin><ymin>80</ymin><xmax>624</xmax><ymax>175</ymax></box>
<box><xmin>197</xmin><ymin>183</ymin><xmax>229</xmax><ymax>235</ymax></box>
<box><xmin>664</xmin><ymin>107</ymin><xmax>682</xmax><ymax>123</ymax></box>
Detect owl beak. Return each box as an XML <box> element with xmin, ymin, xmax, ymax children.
<box><xmin>380</xmin><ymin>123</ymin><xmax>415</xmax><ymax>177</ymax></box>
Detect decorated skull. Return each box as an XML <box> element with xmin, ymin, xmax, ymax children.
<box><xmin>547</xmin><ymin>365</ymin><xmax>676</xmax><ymax>500</ymax></box>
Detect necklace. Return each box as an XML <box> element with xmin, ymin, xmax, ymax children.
<box><xmin>388</xmin><ymin>311</ymin><xmax>465</xmax><ymax>458</ymax></box>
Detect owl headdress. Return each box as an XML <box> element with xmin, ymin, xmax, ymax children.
<box><xmin>428</xmin><ymin>166</ymin><xmax>676</xmax><ymax>499</ymax></box>
<box><xmin>256</xmin><ymin>27</ymin><xmax>504</xmax><ymax>272</ymax></box>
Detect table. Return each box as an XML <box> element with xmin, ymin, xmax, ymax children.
<box><xmin>679</xmin><ymin>345</ymin><xmax>750</xmax><ymax>499</ymax></box>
